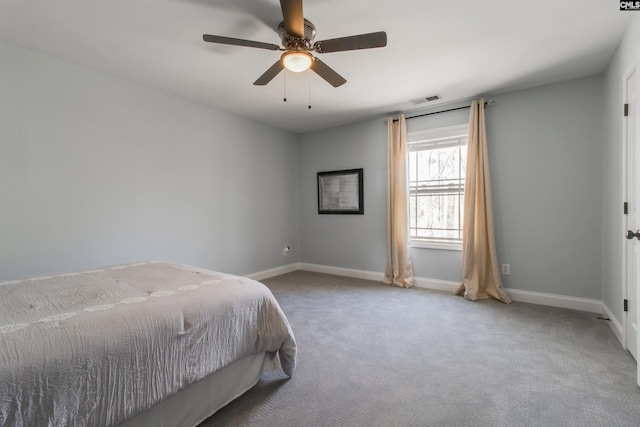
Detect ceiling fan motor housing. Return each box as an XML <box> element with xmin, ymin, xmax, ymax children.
<box><xmin>278</xmin><ymin>19</ymin><xmax>316</xmax><ymax>50</ymax></box>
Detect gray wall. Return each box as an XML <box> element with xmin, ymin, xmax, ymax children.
<box><xmin>300</xmin><ymin>119</ymin><xmax>387</xmax><ymax>271</ymax></box>
<box><xmin>299</xmin><ymin>75</ymin><xmax>605</xmax><ymax>300</ymax></box>
<box><xmin>0</xmin><ymin>41</ymin><xmax>300</xmax><ymax>280</ymax></box>
<box><xmin>298</xmin><ymin>108</ymin><xmax>468</xmax><ymax>281</ymax></box>
<box><xmin>298</xmin><ymin>120</ymin><xmax>388</xmax><ymax>273</ymax></box>
<box><xmin>602</xmin><ymin>15</ymin><xmax>640</xmax><ymax>323</ymax></box>
<box><xmin>488</xmin><ymin>77</ymin><xmax>603</xmax><ymax>299</ymax></box>
<box><xmin>3</xmin><ymin>15</ymin><xmax>635</xmax><ymax>308</ymax></box>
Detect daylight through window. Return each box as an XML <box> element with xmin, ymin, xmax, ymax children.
<box><xmin>408</xmin><ymin>124</ymin><xmax>468</xmax><ymax>249</ymax></box>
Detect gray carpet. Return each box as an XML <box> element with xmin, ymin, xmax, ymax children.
<box><xmin>200</xmin><ymin>271</ymin><xmax>640</xmax><ymax>426</ymax></box>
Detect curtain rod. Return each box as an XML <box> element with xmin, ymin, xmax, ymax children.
<box><xmin>390</xmin><ymin>100</ymin><xmax>494</xmax><ymax>123</ymax></box>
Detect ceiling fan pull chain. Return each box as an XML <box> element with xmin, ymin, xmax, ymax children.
<box><xmin>308</xmin><ymin>79</ymin><xmax>312</xmax><ymax>110</ymax></box>
<box><xmin>283</xmin><ymin>70</ymin><xmax>287</xmax><ymax>102</ymax></box>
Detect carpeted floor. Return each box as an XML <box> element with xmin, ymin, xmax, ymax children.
<box><xmin>200</xmin><ymin>271</ymin><xmax>640</xmax><ymax>426</ymax></box>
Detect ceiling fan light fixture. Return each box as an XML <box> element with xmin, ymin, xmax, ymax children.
<box><xmin>282</xmin><ymin>51</ymin><xmax>313</xmax><ymax>72</ymax></box>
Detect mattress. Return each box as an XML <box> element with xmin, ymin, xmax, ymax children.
<box><xmin>0</xmin><ymin>262</ymin><xmax>297</xmax><ymax>427</ymax></box>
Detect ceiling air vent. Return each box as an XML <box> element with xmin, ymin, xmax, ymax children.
<box><xmin>410</xmin><ymin>94</ymin><xmax>441</xmax><ymax>105</ymax></box>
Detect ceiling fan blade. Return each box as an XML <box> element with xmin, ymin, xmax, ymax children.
<box><xmin>310</xmin><ymin>58</ymin><xmax>346</xmax><ymax>87</ymax></box>
<box><xmin>280</xmin><ymin>0</ymin><xmax>305</xmax><ymax>38</ymax></box>
<box><xmin>203</xmin><ymin>34</ymin><xmax>281</xmax><ymax>51</ymax></box>
<box><xmin>314</xmin><ymin>31</ymin><xmax>387</xmax><ymax>53</ymax></box>
<box><xmin>254</xmin><ymin>60</ymin><xmax>285</xmax><ymax>86</ymax></box>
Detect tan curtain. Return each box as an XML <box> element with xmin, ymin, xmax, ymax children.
<box><xmin>455</xmin><ymin>100</ymin><xmax>511</xmax><ymax>303</ymax></box>
<box><xmin>384</xmin><ymin>114</ymin><xmax>415</xmax><ymax>288</ymax></box>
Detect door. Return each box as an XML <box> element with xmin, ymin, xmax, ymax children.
<box><xmin>635</xmin><ymin>52</ymin><xmax>640</xmax><ymax>387</ymax></box>
<box><xmin>625</xmin><ymin>66</ymin><xmax>638</xmax><ymax>367</ymax></box>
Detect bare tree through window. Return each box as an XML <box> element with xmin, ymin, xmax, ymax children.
<box><xmin>408</xmin><ymin>125</ymin><xmax>468</xmax><ymax>245</ymax></box>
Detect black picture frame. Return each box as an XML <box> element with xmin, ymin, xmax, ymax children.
<box><xmin>317</xmin><ymin>168</ymin><xmax>364</xmax><ymax>214</ymax></box>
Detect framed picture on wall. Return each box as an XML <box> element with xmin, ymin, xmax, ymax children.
<box><xmin>317</xmin><ymin>168</ymin><xmax>364</xmax><ymax>214</ymax></box>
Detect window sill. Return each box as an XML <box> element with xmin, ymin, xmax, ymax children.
<box><xmin>410</xmin><ymin>240</ymin><xmax>462</xmax><ymax>251</ymax></box>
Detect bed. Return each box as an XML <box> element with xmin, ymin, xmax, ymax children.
<box><xmin>0</xmin><ymin>261</ymin><xmax>297</xmax><ymax>427</ymax></box>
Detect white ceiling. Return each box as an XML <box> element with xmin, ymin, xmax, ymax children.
<box><xmin>0</xmin><ymin>1</ymin><xmax>633</xmax><ymax>133</ymax></box>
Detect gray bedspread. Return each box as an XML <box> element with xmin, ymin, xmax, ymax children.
<box><xmin>0</xmin><ymin>262</ymin><xmax>297</xmax><ymax>427</ymax></box>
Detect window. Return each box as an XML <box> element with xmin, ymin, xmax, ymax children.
<box><xmin>407</xmin><ymin>124</ymin><xmax>468</xmax><ymax>250</ymax></box>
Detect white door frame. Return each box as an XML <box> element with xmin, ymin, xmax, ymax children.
<box><xmin>636</xmin><ymin>49</ymin><xmax>640</xmax><ymax>386</ymax></box>
<box><xmin>623</xmin><ymin>58</ymin><xmax>640</xmax><ymax>387</ymax></box>
<box><xmin>623</xmin><ymin>64</ymin><xmax>633</xmax><ymax>351</ymax></box>
<box><xmin>623</xmin><ymin>63</ymin><xmax>638</xmax><ymax>360</ymax></box>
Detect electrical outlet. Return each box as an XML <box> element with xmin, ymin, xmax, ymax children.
<box><xmin>283</xmin><ymin>245</ymin><xmax>291</xmax><ymax>255</ymax></box>
<box><xmin>501</xmin><ymin>264</ymin><xmax>510</xmax><ymax>275</ymax></box>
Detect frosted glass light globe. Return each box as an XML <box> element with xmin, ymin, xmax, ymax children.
<box><xmin>282</xmin><ymin>51</ymin><xmax>313</xmax><ymax>72</ymax></box>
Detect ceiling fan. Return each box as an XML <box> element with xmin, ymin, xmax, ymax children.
<box><xmin>202</xmin><ymin>0</ymin><xmax>387</xmax><ymax>88</ymax></box>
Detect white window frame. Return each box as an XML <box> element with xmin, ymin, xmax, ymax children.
<box><xmin>407</xmin><ymin>123</ymin><xmax>468</xmax><ymax>251</ymax></box>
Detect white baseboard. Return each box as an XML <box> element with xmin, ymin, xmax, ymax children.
<box><xmin>504</xmin><ymin>288</ymin><xmax>603</xmax><ymax>314</ymax></box>
<box><xmin>413</xmin><ymin>277</ymin><xmax>604</xmax><ymax>314</ymax></box>
<box><xmin>414</xmin><ymin>277</ymin><xmax>460</xmax><ymax>293</ymax></box>
<box><xmin>245</xmin><ymin>263</ymin><xmax>300</xmax><ymax>281</ymax></box>
<box><xmin>250</xmin><ymin>262</ymin><xmax>605</xmax><ymax>314</ymax></box>
<box><xmin>298</xmin><ymin>263</ymin><xmax>385</xmax><ymax>282</ymax></box>
<box><xmin>601</xmin><ymin>301</ymin><xmax>624</xmax><ymax>347</ymax></box>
